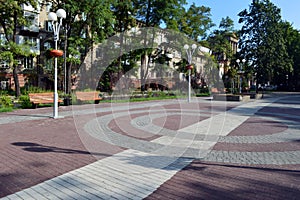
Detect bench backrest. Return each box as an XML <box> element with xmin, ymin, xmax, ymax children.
<box><xmin>29</xmin><ymin>92</ymin><xmax>54</xmax><ymax>99</ymax></box>
<box><xmin>28</xmin><ymin>92</ymin><xmax>60</xmax><ymax>104</ymax></box>
<box><xmin>75</xmin><ymin>91</ymin><xmax>102</xmax><ymax>101</ymax></box>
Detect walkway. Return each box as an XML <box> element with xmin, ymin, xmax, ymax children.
<box><xmin>0</xmin><ymin>94</ymin><xmax>299</xmax><ymax>199</ymax></box>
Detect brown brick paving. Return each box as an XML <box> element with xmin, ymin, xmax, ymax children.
<box><xmin>152</xmin><ymin>115</ymin><xmax>209</xmax><ymax>131</ymax></box>
<box><xmin>146</xmin><ymin>95</ymin><xmax>300</xmax><ymax>200</ymax></box>
<box><xmin>227</xmin><ymin>117</ymin><xmax>288</xmax><ymax>136</ymax></box>
<box><xmin>1</xmin><ymin>96</ymin><xmax>300</xmax><ymax>199</ymax></box>
<box><xmin>145</xmin><ymin>161</ymin><xmax>300</xmax><ymax>200</ymax></box>
<box><xmin>0</xmin><ymin>114</ymin><xmax>119</xmax><ymax>197</ymax></box>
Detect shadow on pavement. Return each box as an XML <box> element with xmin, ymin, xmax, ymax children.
<box><xmin>146</xmin><ymin>160</ymin><xmax>300</xmax><ymax>200</ymax></box>
<box><xmin>12</xmin><ymin>142</ymin><xmax>111</xmax><ymax>157</ymax></box>
<box><xmin>5</xmin><ymin>113</ymin><xmax>52</xmax><ymax>118</ymax></box>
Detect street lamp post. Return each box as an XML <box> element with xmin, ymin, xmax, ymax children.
<box><xmin>184</xmin><ymin>44</ymin><xmax>197</xmax><ymax>103</ymax></box>
<box><xmin>48</xmin><ymin>9</ymin><xmax>66</xmax><ymax>119</ymax></box>
<box><xmin>236</xmin><ymin>58</ymin><xmax>246</xmax><ymax>94</ymax></box>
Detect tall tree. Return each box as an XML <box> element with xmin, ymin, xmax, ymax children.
<box><xmin>48</xmin><ymin>0</ymin><xmax>114</xmax><ymax>93</ymax></box>
<box><xmin>109</xmin><ymin>0</ymin><xmax>136</xmax><ymax>91</ymax></box>
<box><xmin>132</xmin><ymin>0</ymin><xmax>186</xmax><ymax>90</ymax></box>
<box><xmin>0</xmin><ymin>0</ymin><xmax>37</xmax><ymax>97</ymax></box>
<box><xmin>207</xmin><ymin>17</ymin><xmax>236</xmax><ymax>90</ymax></box>
<box><xmin>208</xmin><ymin>17</ymin><xmax>235</xmax><ymax>62</ymax></box>
<box><xmin>219</xmin><ymin>16</ymin><xmax>234</xmax><ymax>32</ymax></box>
<box><xmin>134</xmin><ymin>0</ymin><xmax>185</xmax><ymax>28</ymax></box>
<box><xmin>282</xmin><ymin>21</ymin><xmax>300</xmax><ymax>90</ymax></box>
<box><xmin>178</xmin><ymin>3</ymin><xmax>214</xmax><ymax>42</ymax></box>
<box><xmin>238</xmin><ymin>0</ymin><xmax>292</xmax><ymax>89</ymax></box>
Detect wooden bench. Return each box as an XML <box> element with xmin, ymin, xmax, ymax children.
<box><xmin>29</xmin><ymin>92</ymin><xmax>63</xmax><ymax>108</ymax></box>
<box><xmin>211</xmin><ymin>87</ymin><xmax>226</xmax><ymax>94</ymax></box>
<box><xmin>75</xmin><ymin>91</ymin><xmax>102</xmax><ymax>104</ymax></box>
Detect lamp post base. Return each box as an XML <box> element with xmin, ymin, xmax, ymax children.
<box><xmin>53</xmin><ymin>116</ymin><xmax>64</xmax><ymax>119</ymax></box>
<box><xmin>188</xmin><ymin>69</ymin><xmax>191</xmax><ymax>103</ymax></box>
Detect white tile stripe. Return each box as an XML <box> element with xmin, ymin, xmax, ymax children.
<box><xmin>2</xmin><ymin>150</ymin><xmax>192</xmax><ymax>200</ymax></box>
<box><xmin>149</xmin><ymin>101</ymin><xmax>274</xmax><ymax>158</ymax></box>
<box><xmin>1</xmin><ymin>99</ymin><xmax>279</xmax><ymax>200</ymax></box>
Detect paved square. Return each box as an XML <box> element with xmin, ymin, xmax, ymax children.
<box><xmin>0</xmin><ymin>94</ymin><xmax>299</xmax><ymax>199</ymax></box>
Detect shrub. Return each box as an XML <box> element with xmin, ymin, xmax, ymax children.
<box><xmin>0</xmin><ymin>91</ymin><xmax>8</xmax><ymax>96</ymax></box>
<box><xmin>21</xmin><ymin>86</ymin><xmax>49</xmax><ymax>95</ymax></box>
<box><xmin>0</xmin><ymin>95</ymin><xmax>13</xmax><ymax>108</ymax></box>
<box><xmin>0</xmin><ymin>95</ymin><xmax>14</xmax><ymax>112</ymax></box>
<box><xmin>0</xmin><ymin>107</ymin><xmax>13</xmax><ymax>112</ymax></box>
<box><xmin>19</xmin><ymin>95</ymin><xmax>32</xmax><ymax>109</ymax></box>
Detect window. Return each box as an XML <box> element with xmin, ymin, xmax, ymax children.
<box><xmin>45</xmin><ymin>21</ymin><xmax>53</xmax><ymax>32</ymax></box>
<box><xmin>0</xmin><ymin>34</ymin><xmax>7</xmax><ymax>45</ymax></box>
<box><xmin>16</xmin><ymin>36</ymin><xmax>40</xmax><ymax>55</ymax></box>
<box><xmin>0</xmin><ymin>60</ymin><xmax>10</xmax><ymax>69</ymax></box>
<box><xmin>23</xmin><ymin>11</ymin><xmax>39</xmax><ymax>32</ymax></box>
<box><xmin>22</xmin><ymin>57</ymin><xmax>34</xmax><ymax>69</ymax></box>
<box><xmin>46</xmin><ymin>2</ymin><xmax>52</xmax><ymax>12</ymax></box>
<box><xmin>43</xmin><ymin>41</ymin><xmax>52</xmax><ymax>50</ymax></box>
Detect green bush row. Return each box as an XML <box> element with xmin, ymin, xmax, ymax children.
<box><xmin>21</xmin><ymin>86</ymin><xmax>51</xmax><ymax>95</ymax></box>
<box><xmin>0</xmin><ymin>95</ymin><xmax>13</xmax><ymax>108</ymax></box>
<box><xmin>0</xmin><ymin>95</ymin><xmax>14</xmax><ymax>112</ymax></box>
<box><xmin>19</xmin><ymin>95</ymin><xmax>32</xmax><ymax>109</ymax></box>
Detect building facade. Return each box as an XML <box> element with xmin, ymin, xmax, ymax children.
<box><xmin>0</xmin><ymin>1</ymin><xmax>54</xmax><ymax>91</ymax></box>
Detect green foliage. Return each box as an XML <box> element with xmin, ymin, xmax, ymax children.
<box><xmin>0</xmin><ymin>95</ymin><xmax>13</xmax><ymax>108</ymax></box>
<box><xmin>19</xmin><ymin>95</ymin><xmax>32</xmax><ymax>109</ymax></box>
<box><xmin>238</xmin><ymin>0</ymin><xmax>293</xmax><ymax>86</ymax></box>
<box><xmin>181</xmin><ymin>3</ymin><xmax>215</xmax><ymax>41</ymax></box>
<box><xmin>48</xmin><ymin>0</ymin><xmax>115</xmax><ymax>94</ymax></box>
<box><xmin>0</xmin><ymin>91</ymin><xmax>9</xmax><ymax>96</ymax></box>
<box><xmin>21</xmin><ymin>86</ymin><xmax>50</xmax><ymax>95</ymax></box>
<box><xmin>281</xmin><ymin>22</ymin><xmax>300</xmax><ymax>90</ymax></box>
<box><xmin>195</xmin><ymin>87</ymin><xmax>209</xmax><ymax>95</ymax></box>
<box><xmin>219</xmin><ymin>16</ymin><xmax>235</xmax><ymax>32</ymax></box>
<box><xmin>208</xmin><ymin>31</ymin><xmax>234</xmax><ymax>62</ymax></box>
<box><xmin>0</xmin><ymin>0</ymin><xmax>38</xmax><ymax>97</ymax></box>
<box><xmin>164</xmin><ymin>2</ymin><xmax>215</xmax><ymax>42</ymax></box>
<box><xmin>195</xmin><ymin>93</ymin><xmax>210</xmax><ymax>97</ymax></box>
<box><xmin>207</xmin><ymin>16</ymin><xmax>235</xmax><ymax>65</ymax></box>
<box><xmin>0</xmin><ymin>94</ymin><xmax>15</xmax><ymax>113</ymax></box>
<box><xmin>0</xmin><ymin>107</ymin><xmax>14</xmax><ymax>113</ymax></box>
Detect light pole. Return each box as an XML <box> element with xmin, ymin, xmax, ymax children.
<box><xmin>236</xmin><ymin>58</ymin><xmax>246</xmax><ymax>94</ymax></box>
<box><xmin>184</xmin><ymin>44</ymin><xmax>197</xmax><ymax>102</ymax></box>
<box><xmin>48</xmin><ymin>9</ymin><xmax>66</xmax><ymax>119</ymax></box>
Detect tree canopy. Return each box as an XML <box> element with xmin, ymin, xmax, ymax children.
<box><xmin>238</xmin><ymin>0</ymin><xmax>293</xmax><ymax>87</ymax></box>
<box><xmin>2</xmin><ymin>0</ymin><xmax>300</xmax><ymax>95</ymax></box>
<box><xmin>0</xmin><ymin>0</ymin><xmax>38</xmax><ymax>97</ymax></box>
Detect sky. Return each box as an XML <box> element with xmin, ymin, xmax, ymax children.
<box><xmin>187</xmin><ymin>0</ymin><xmax>300</xmax><ymax>30</ymax></box>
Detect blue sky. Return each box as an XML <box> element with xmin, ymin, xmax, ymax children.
<box><xmin>187</xmin><ymin>0</ymin><xmax>300</xmax><ymax>30</ymax></box>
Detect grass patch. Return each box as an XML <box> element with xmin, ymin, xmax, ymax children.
<box><xmin>37</xmin><ymin>103</ymin><xmax>53</xmax><ymax>108</ymax></box>
<box><xmin>100</xmin><ymin>93</ymin><xmax>182</xmax><ymax>103</ymax></box>
<box><xmin>130</xmin><ymin>95</ymin><xmax>177</xmax><ymax>102</ymax></box>
<box><xmin>0</xmin><ymin>95</ymin><xmax>14</xmax><ymax>112</ymax></box>
<box><xmin>196</xmin><ymin>93</ymin><xmax>210</xmax><ymax>97</ymax></box>
<box><xmin>0</xmin><ymin>107</ymin><xmax>14</xmax><ymax>113</ymax></box>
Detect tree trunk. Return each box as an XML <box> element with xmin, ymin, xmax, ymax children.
<box><xmin>66</xmin><ymin>62</ymin><xmax>72</xmax><ymax>94</ymax></box>
<box><xmin>13</xmin><ymin>65</ymin><xmax>21</xmax><ymax>97</ymax></box>
<box><xmin>140</xmin><ymin>53</ymin><xmax>147</xmax><ymax>91</ymax></box>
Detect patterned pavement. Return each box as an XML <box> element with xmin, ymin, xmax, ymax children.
<box><xmin>0</xmin><ymin>93</ymin><xmax>299</xmax><ymax>199</ymax></box>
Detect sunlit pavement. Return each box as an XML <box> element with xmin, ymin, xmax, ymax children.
<box><xmin>0</xmin><ymin>93</ymin><xmax>300</xmax><ymax>199</ymax></box>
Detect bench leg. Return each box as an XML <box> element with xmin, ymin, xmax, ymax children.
<box><xmin>95</xmin><ymin>100</ymin><xmax>100</xmax><ymax>104</ymax></box>
<box><xmin>32</xmin><ymin>103</ymin><xmax>38</xmax><ymax>109</ymax></box>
